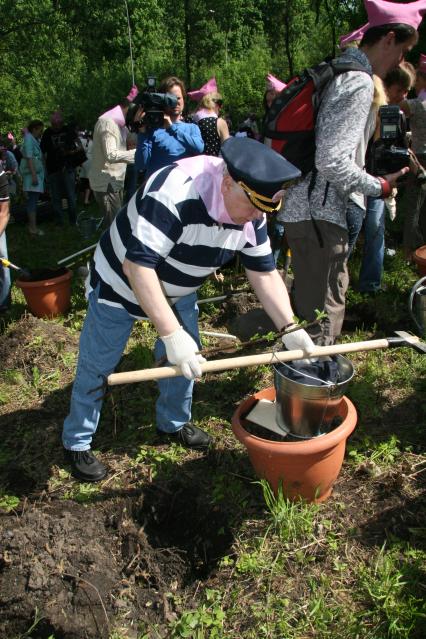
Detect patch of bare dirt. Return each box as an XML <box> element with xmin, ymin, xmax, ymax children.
<box><xmin>0</xmin><ymin>290</ymin><xmax>425</xmax><ymax>638</ymax></box>
<box><xmin>0</xmin><ymin>486</ymin><xmax>229</xmax><ymax>639</ymax></box>
<box><xmin>0</xmin><ymin>459</ymin><xmax>242</xmax><ymax>639</ymax></box>
<box><xmin>0</xmin><ymin>314</ymin><xmax>78</xmax><ymax>376</ymax></box>
<box><xmin>212</xmin><ymin>273</ymin><xmax>293</xmax><ymax>341</ymax></box>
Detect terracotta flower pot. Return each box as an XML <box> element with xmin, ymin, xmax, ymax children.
<box><xmin>413</xmin><ymin>245</ymin><xmax>426</xmax><ymax>276</ymax></box>
<box><xmin>232</xmin><ymin>387</ymin><xmax>357</xmax><ymax>503</ymax></box>
<box><xmin>16</xmin><ymin>268</ymin><xmax>73</xmax><ymax>318</ymax></box>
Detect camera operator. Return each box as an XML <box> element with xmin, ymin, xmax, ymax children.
<box><xmin>135</xmin><ymin>76</ymin><xmax>204</xmax><ymax>178</ymax></box>
<box><xmin>89</xmin><ymin>95</ymin><xmax>143</xmax><ymax>227</ymax></box>
<box><xmin>279</xmin><ymin>0</ymin><xmax>423</xmax><ymax>346</ymax></box>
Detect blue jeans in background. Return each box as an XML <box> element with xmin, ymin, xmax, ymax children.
<box><xmin>48</xmin><ymin>168</ymin><xmax>77</xmax><ymax>224</ymax></box>
<box><xmin>62</xmin><ymin>287</ymin><xmax>200</xmax><ymax>451</ymax></box>
<box><xmin>124</xmin><ymin>164</ymin><xmax>138</xmax><ymax>204</ymax></box>
<box><xmin>271</xmin><ymin>220</ymin><xmax>285</xmax><ymax>266</ymax></box>
<box><xmin>0</xmin><ymin>231</ymin><xmax>11</xmax><ymax>310</ymax></box>
<box><xmin>359</xmin><ymin>196</ymin><xmax>385</xmax><ymax>293</ymax></box>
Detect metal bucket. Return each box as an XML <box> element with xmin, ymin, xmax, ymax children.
<box><xmin>77</xmin><ymin>211</ymin><xmax>102</xmax><ymax>239</ymax></box>
<box><xmin>273</xmin><ymin>355</ymin><xmax>354</xmax><ymax>439</ymax></box>
<box><xmin>409</xmin><ymin>276</ymin><xmax>426</xmax><ymax>336</ymax></box>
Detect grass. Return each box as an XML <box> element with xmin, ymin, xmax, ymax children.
<box><xmin>1</xmin><ymin>210</ymin><xmax>426</xmax><ymax>639</ymax></box>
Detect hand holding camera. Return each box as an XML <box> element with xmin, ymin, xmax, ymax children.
<box><xmin>163</xmin><ymin>114</ymin><xmax>173</xmax><ymax>129</ymax></box>
<box><xmin>368</xmin><ymin>105</ymin><xmax>410</xmax><ymax>180</ymax></box>
<box><xmin>383</xmin><ymin>165</ymin><xmax>410</xmax><ymax>189</ymax></box>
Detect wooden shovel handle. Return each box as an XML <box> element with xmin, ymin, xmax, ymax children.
<box><xmin>107</xmin><ymin>336</ymin><xmax>419</xmax><ymax>386</ymax></box>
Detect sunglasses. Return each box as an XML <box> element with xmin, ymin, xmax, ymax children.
<box><xmin>213</xmin><ymin>99</ymin><xmax>223</xmax><ymax>107</ymax></box>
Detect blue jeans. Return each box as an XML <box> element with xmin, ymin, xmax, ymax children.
<box><xmin>0</xmin><ymin>231</ymin><xmax>11</xmax><ymax>309</ymax></box>
<box><xmin>124</xmin><ymin>164</ymin><xmax>138</xmax><ymax>204</ymax></box>
<box><xmin>359</xmin><ymin>196</ymin><xmax>385</xmax><ymax>293</ymax></box>
<box><xmin>62</xmin><ymin>287</ymin><xmax>200</xmax><ymax>451</ymax></box>
<box><xmin>271</xmin><ymin>220</ymin><xmax>285</xmax><ymax>266</ymax></box>
<box><xmin>48</xmin><ymin>168</ymin><xmax>77</xmax><ymax>224</ymax></box>
<box><xmin>346</xmin><ymin>200</ymin><xmax>365</xmax><ymax>258</ymax></box>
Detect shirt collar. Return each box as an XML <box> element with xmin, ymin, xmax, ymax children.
<box><xmin>340</xmin><ymin>47</ymin><xmax>373</xmax><ymax>75</ymax></box>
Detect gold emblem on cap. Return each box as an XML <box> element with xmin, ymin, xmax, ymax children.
<box><xmin>238</xmin><ymin>181</ymin><xmax>282</xmax><ymax>213</ymax></box>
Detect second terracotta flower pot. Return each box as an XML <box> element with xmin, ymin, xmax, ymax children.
<box><xmin>16</xmin><ymin>268</ymin><xmax>73</xmax><ymax>318</ymax></box>
<box><xmin>232</xmin><ymin>387</ymin><xmax>357</xmax><ymax>503</ymax></box>
<box><xmin>414</xmin><ymin>245</ymin><xmax>426</xmax><ymax>276</ymax></box>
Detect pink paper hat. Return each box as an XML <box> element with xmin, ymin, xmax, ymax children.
<box><xmin>339</xmin><ymin>25</ymin><xmax>367</xmax><ymax>49</ymax></box>
<box><xmin>7</xmin><ymin>132</ymin><xmax>14</xmax><ymax>141</ymax></box>
<box><xmin>126</xmin><ymin>84</ymin><xmax>139</xmax><ymax>101</ymax></box>
<box><xmin>266</xmin><ymin>74</ymin><xmax>287</xmax><ymax>92</ymax></box>
<box><xmin>419</xmin><ymin>53</ymin><xmax>426</xmax><ymax>71</ymax></box>
<box><xmin>343</xmin><ymin>0</ymin><xmax>426</xmax><ymax>46</ymax></box>
<box><xmin>187</xmin><ymin>77</ymin><xmax>218</xmax><ymax>101</ymax></box>
<box><xmin>364</xmin><ymin>0</ymin><xmax>426</xmax><ymax>30</ymax></box>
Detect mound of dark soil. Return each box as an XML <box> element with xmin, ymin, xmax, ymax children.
<box><xmin>0</xmin><ymin>315</ymin><xmax>78</xmax><ymax>376</ymax></box>
<box><xmin>19</xmin><ymin>267</ymin><xmax>69</xmax><ymax>283</ymax></box>
<box><xmin>216</xmin><ymin>273</ymin><xmax>293</xmax><ymax>341</ymax></box>
<box><xmin>0</xmin><ymin>498</ymin><xmax>191</xmax><ymax>639</ymax></box>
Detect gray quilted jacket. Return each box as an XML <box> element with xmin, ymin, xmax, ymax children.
<box><xmin>280</xmin><ymin>47</ymin><xmax>382</xmax><ymax>230</ymax></box>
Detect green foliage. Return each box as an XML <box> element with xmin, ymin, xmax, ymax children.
<box><xmin>0</xmin><ymin>0</ymin><xmax>367</xmax><ymax>135</ymax></box>
<box><xmin>348</xmin><ymin>434</ymin><xmax>402</xmax><ymax>469</ymax></box>
<box><xmin>0</xmin><ymin>493</ymin><xmax>20</xmax><ymax>513</ymax></box>
<box><xmin>134</xmin><ymin>443</ymin><xmax>187</xmax><ymax>478</ymax></box>
<box><xmin>171</xmin><ymin>589</ymin><xmax>225</xmax><ymax>638</ymax></box>
<box><xmin>260</xmin><ymin>479</ymin><xmax>319</xmax><ymax>545</ymax></box>
<box><xmin>356</xmin><ymin>545</ymin><xmax>426</xmax><ymax>638</ymax></box>
<box><xmin>63</xmin><ymin>481</ymin><xmax>101</xmax><ymax>503</ymax></box>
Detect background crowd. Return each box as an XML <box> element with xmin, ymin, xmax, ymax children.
<box><xmin>2</xmin><ymin>57</ymin><xmax>426</xmax><ymax>294</ymax></box>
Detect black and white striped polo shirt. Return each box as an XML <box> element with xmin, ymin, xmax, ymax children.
<box><xmin>90</xmin><ymin>162</ymin><xmax>275</xmax><ymax>318</ymax></box>
<box><xmin>0</xmin><ymin>170</ymin><xmax>10</xmax><ymax>203</ymax></box>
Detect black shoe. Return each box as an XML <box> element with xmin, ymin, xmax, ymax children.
<box><xmin>156</xmin><ymin>423</ymin><xmax>212</xmax><ymax>450</ymax></box>
<box><xmin>64</xmin><ymin>449</ymin><xmax>107</xmax><ymax>482</ymax></box>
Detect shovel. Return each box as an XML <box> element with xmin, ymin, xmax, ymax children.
<box><xmin>0</xmin><ymin>257</ymin><xmax>31</xmax><ymax>278</ymax></box>
<box><xmin>57</xmin><ymin>243</ymin><xmax>97</xmax><ymax>266</ymax></box>
<box><xmin>107</xmin><ymin>331</ymin><xmax>425</xmax><ymax>386</ymax></box>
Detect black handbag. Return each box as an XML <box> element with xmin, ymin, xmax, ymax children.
<box><xmin>66</xmin><ymin>140</ymin><xmax>87</xmax><ymax>168</ymax></box>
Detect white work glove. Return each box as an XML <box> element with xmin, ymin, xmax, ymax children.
<box><xmin>162</xmin><ymin>327</ymin><xmax>206</xmax><ymax>380</ymax></box>
<box><xmin>281</xmin><ymin>327</ymin><xmax>318</xmax><ymax>365</ymax></box>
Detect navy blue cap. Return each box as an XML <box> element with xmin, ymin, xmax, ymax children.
<box><xmin>221</xmin><ymin>137</ymin><xmax>301</xmax><ymax>212</ymax></box>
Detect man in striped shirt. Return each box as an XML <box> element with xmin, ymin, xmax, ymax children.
<box><xmin>63</xmin><ymin>138</ymin><xmax>315</xmax><ymax>482</ymax></box>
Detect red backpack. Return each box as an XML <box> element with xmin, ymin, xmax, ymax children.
<box><xmin>264</xmin><ymin>58</ymin><xmax>372</xmax><ymax>176</ymax></box>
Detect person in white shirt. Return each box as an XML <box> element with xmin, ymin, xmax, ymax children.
<box><xmin>89</xmin><ymin>97</ymin><xmax>142</xmax><ymax>226</ymax></box>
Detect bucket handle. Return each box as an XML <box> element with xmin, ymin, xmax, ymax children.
<box><xmin>275</xmin><ymin>360</ymin><xmax>335</xmax><ymax>387</ymax></box>
<box><xmin>408</xmin><ymin>275</ymin><xmax>426</xmax><ymax>335</ymax></box>
<box><xmin>77</xmin><ymin>210</ymin><xmax>103</xmax><ymax>228</ymax></box>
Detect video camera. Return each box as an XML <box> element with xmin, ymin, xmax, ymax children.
<box><xmin>126</xmin><ymin>77</ymin><xmax>178</xmax><ymax>132</ymax></box>
<box><xmin>367</xmin><ymin>105</ymin><xmax>410</xmax><ymax>176</ymax></box>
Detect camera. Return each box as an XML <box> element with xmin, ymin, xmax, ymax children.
<box><xmin>127</xmin><ymin>91</ymin><xmax>178</xmax><ymax>132</ymax></box>
<box><xmin>367</xmin><ymin>105</ymin><xmax>410</xmax><ymax>176</ymax></box>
